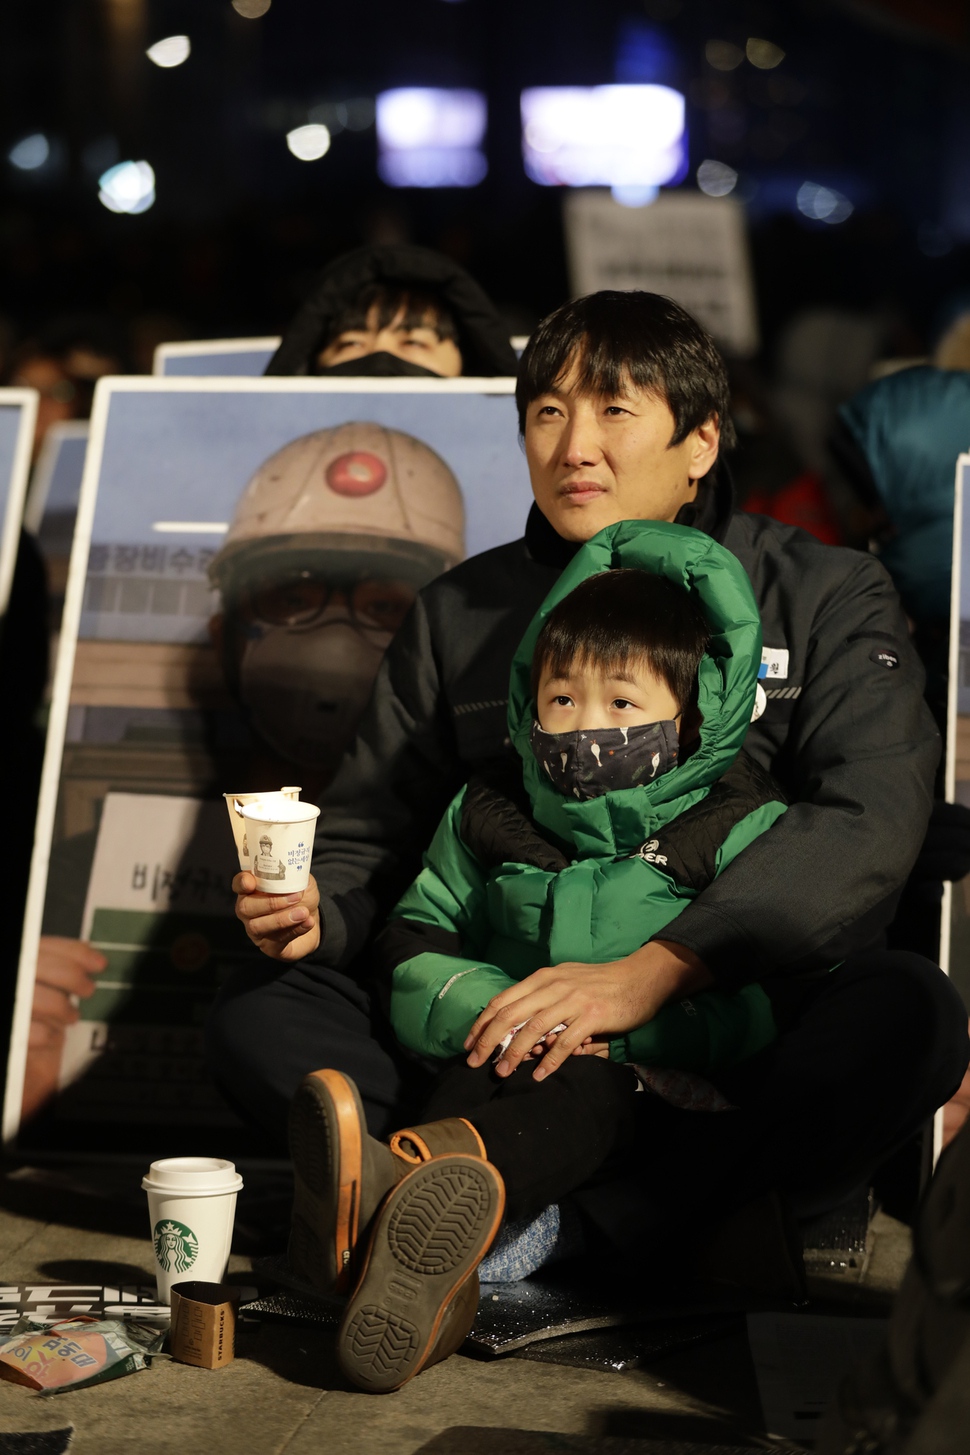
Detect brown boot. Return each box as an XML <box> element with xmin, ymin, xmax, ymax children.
<box><xmin>337</xmin><ymin>1154</ymin><xmax>504</xmax><ymax>1392</ymax></box>
<box><xmin>288</xmin><ymin>1068</ymin><xmax>486</xmax><ymax>1295</ymax></box>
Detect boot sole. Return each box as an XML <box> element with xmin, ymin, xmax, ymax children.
<box><xmin>337</xmin><ymin>1155</ymin><xmax>504</xmax><ymax>1393</ymax></box>
<box><xmin>288</xmin><ymin>1069</ymin><xmax>364</xmax><ymax>1295</ymax></box>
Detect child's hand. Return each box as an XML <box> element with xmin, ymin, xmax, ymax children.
<box><xmin>575</xmin><ymin>1037</ymin><xmax>611</xmax><ymax>1059</ymax></box>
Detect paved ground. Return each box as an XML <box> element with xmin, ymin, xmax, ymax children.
<box><xmin>0</xmin><ymin>1171</ymin><xmax>911</xmax><ymax>1455</ymax></box>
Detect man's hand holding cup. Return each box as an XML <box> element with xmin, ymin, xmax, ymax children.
<box><xmin>233</xmin><ymin>871</ymin><xmax>321</xmax><ymax>961</ymax></box>
<box><xmin>225</xmin><ymin>789</ymin><xmax>322</xmax><ymax>962</ymax></box>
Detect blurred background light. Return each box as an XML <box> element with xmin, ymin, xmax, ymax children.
<box><xmin>796</xmin><ymin>181</ymin><xmax>853</xmax><ymax>224</ymax></box>
<box><xmin>746</xmin><ymin>37</ymin><xmax>786</xmax><ymax>69</ymax></box>
<box><xmin>286</xmin><ymin>123</ymin><xmax>331</xmax><ymax>161</ymax></box>
<box><xmin>9</xmin><ymin>134</ymin><xmax>50</xmax><ymax>171</ymax></box>
<box><xmin>521</xmin><ymin>85</ymin><xmax>686</xmax><ymax>188</ymax></box>
<box><xmin>231</xmin><ymin>0</ymin><xmax>271</xmax><ymax>16</ymax></box>
<box><xmin>705</xmin><ymin>40</ymin><xmax>744</xmax><ymax>71</ymax></box>
<box><xmin>376</xmin><ymin>88</ymin><xmax>487</xmax><ymax>188</ymax></box>
<box><xmin>98</xmin><ymin>160</ymin><xmax>155</xmax><ymax>214</ymax></box>
<box><xmin>697</xmin><ymin>158</ymin><xmax>738</xmax><ymax>196</ymax></box>
<box><xmin>146</xmin><ymin>35</ymin><xmax>191</xmax><ymax>69</ymax></box>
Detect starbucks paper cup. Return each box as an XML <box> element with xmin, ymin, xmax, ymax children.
<box><xmin>142</xmin><ymin>1157</ymin><xmax>244</xmax><ymax>1304</ymax></box>
<box><xmin>240</xmin><ymin>800</ymin><xmax>320</xmax><ymax>893</ymax></box>
<box><xmin>223</xmin><ymin>787</ymin><xmax>303</xmax><ymax>870</ymax></box>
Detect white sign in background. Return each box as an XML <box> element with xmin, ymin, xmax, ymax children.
<box><xmin>564</xmin><ymin>190</ymin><xmax>759</xmax><ymax>358</ymax></box>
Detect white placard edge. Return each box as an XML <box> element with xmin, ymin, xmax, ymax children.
<box><xmin>936</xmin><ymin>454</ymin><xmax>969</xmax><ymax>1163</ymax></box>
<box><xmin>0</xmin><ymin>388</ymin><xmax>39</xmax><ymax>618</ymax></box>
<box><xmin>83</xmin><ymin>373</ymin><xmax>518</xmax><ymax>396</ymax></box>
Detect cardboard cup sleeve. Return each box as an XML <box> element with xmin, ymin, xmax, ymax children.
<box><xmin>170</xmin><ymin>1282</ymin><xmax>241</xmax><ymax>1369</ymax></box>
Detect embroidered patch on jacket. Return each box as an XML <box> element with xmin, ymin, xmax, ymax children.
<box><xmin>870</xmin><ymin>647</ymin><xmax>900</xmax><ymax>669</ymax></box>
<box><xmin>633</xmin><ymin>838</ymin><xmax>668</xmax><ymax>866</ymax></box>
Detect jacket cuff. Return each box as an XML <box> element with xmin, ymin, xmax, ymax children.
<box><xmin>651</xmin><ymin>902</ymin><xmax>770</xmax><ymax>992</ymax></box>
<box><xmin>300</xmin><ymin>894</ymin><xmax>348</xmax><ymax>970</ymax></box>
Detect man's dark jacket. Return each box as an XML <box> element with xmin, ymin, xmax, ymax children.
<box><xmin>309</xmin><ymin>479</ymin><xmax>940</xmax><ymax>993</ymax></box>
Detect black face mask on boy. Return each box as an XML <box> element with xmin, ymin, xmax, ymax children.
<box><xmin>529</xmin><ymin>719</ymin><xmax>680</xmax><ymax>801</ymax></box>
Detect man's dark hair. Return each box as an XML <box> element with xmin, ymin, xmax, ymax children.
<box><xmin>321</xmin><ymin>282</ymin><xmax>459</xmax><ymax>350</ymax></box>
<box><xmin>515</xmin><ymin>291</ymin><xmax>735</xmax><ymax>451</ymax></box>
<box><xmin>531</xmin><ymin>568</ymin><xmax>710</xmax><ymax>712</ymax></box>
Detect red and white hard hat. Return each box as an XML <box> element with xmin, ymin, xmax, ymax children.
<box><xmin>210</xmin><ymin>422</ymin><xmax>465</xmax><ymax>580</ymax></box>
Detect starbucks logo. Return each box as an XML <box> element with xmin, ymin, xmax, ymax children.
<box><xmin>153</xmin><ymin>1218</ymin><xmax>199</xmax><ymax>1274</ymax></box>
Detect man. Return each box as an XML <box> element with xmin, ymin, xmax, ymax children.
<box><xmin>264</xmin><ymin>243</ymin><xmax>517</xmax><ymax>379</ymax></box>
<box><xmin>212</xmin><ymin>291</ymin><xmax>968</xmax><ymax>1246</ymax></box>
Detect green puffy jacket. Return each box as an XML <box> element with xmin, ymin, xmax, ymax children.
<box><xmin>380</xmin><ymin>521</ymin><xmax>786</xmax><ymax>1073</ymax></box>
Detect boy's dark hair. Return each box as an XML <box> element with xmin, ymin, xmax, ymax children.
<box><xmin>321</xmin><ymin>282</ymin><xmax>459</xmax><ymax>350</ymax></box>
<box><xmin>515</xmin><ymin>291</ymin><xmax>735</xmax><ymax>452</ymax></box>
<box><xmin>531</xmin><ymin>568</ymin><xmax>710</xmax><ymax>713</ymax></box>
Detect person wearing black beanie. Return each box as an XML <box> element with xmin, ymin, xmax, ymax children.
<box><xmin>264</xmin><ymin>244</ymin><xmax>517</xmax><ymax>380</ymax></box>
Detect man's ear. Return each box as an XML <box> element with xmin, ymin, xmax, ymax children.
<box><xmin>687</xmin><ymin>414</ymin><xmax>721</xmax><ymax>482</ymax></box>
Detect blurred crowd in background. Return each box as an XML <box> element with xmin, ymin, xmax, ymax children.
<box><xmin>3</xmin><ymin>0</ymin><xmax>970</xmax><ymax>566</ymax></box>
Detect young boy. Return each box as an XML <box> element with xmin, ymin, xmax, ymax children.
<box><xmin>287</xmin><ymin>520</ymin><xmax>788</xmax><ymax>1392</ymax></box>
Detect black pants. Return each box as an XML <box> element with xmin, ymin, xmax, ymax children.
<box><xmin>423</xmin><ymin>1056</ymin><xmax>641</xmax><ymax>1222</ymax></box>
<box><xmin>206</xmin><ymin>949</ymin><xmax>970</xmax><ymax>1247</ymax></box>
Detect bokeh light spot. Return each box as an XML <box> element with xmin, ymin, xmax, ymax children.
<box><xmin>286</xmin><ymin>124</ymin><xmax>331</xmax><ymax>161</ymax></box>
<box><xmin>9</xmin><ymin>134</ymin><xmax>49</xmax><ymax>171</ymax></box>
<box><xmin>697</xmin><ymin>158</ymin><xmax>738</xmax><ymax>196</ymax></box>
<box><xmin>796</xmin><ymin>181</ymin><xmax>853</xmax><ymax>224</ymax></box>
<box><xmin>746</xmin><ymin>37</ymin><xmax>786</xmax><ymax>69</ymax></box>
<box><xmin>705</xmin><ymin>40</ymin><xmax>744</xmax><ymax>71</ymax></box>
<box><xmin>146</xmin><ymin>35</ymin><xmax>191</xmax><ymax>68</ymax></box>
<box><xmin>98</xmin><ymin>160</ymin><xmax>155</xmax><ymax>214</ymax></box>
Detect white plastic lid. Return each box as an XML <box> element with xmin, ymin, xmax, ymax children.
<box><xmin>240</xmin><ymin>800</ymin><xmax>321</xmax><ymax>826</ymax></box>
<box><xmin>141</xmin><ymin>1156</ymin><xmax>243</xmax><ymax>1197</ymax></box>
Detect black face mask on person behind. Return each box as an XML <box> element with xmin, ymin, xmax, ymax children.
<box><xmin>317</xmin><ymin>352</ymin><xmax>444</xmax><ymax>379</ymax></box>
<box><xmin>529</xmin><ymin>719</ymin><xmax>680</xmax><ymax>801</ymax></box>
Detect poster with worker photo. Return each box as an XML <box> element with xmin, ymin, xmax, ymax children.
<box><xmin>945</xmin><ymin>455</ymin><xmax>970</xmax><ymax>1023</ymax></box>
<box><xmin>4</xmin><ymin>374</ymin><xmax>529</xmax><ymax>1153</ymax></box>
<box><xmin>0</xmin><ymin>387</ymin><xmax>40</xmax><ymax>619</ymax></box>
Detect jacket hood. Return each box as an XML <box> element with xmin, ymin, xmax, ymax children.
<box><xmin>265</xmin><ymin>245</ymin><xmax>518</xmax><ymax>378</ymax></box>
<box><xmin>837</xmin><ymin>365</ymin><xmax>970</xmax><ymax>621</ymax></box>
<box><xmin>508</xmin><ymin>520</ymin><xmax>762</xmax><ymax>854</ymax></box>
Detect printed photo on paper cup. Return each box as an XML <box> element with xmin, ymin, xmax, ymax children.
<box><xmin>223</xmin><ymin>786</ymin><xmax>303</xmax><ymax>870</ymax></box>
<box><xmin>239</xmin><ymin>799</ymin><xmax>320</xmax><ymax>892</ymax></box>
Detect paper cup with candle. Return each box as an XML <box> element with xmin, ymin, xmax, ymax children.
<box><xmin>240</xmin><ymin>799</ymin><xmax>320</xmax><ymax>893</ymax></box>
<box><xmin>223</xmin><ymin>787</ymin><xmax>303</xmax><ymax>870</ymax></box>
